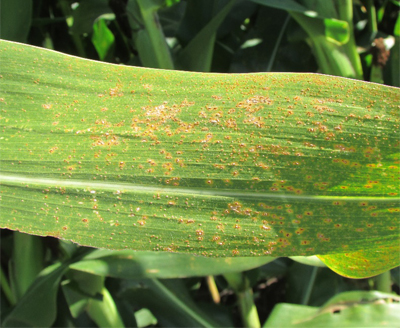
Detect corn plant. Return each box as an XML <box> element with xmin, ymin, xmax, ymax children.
<box><xmin>1</xmin><ymin>1</ymin><xmax>399</xmax><ymax>327</ymax></box>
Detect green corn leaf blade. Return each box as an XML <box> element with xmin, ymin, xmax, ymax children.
<box><xmin>67</xmin><ymin>269</ymin><xmax>105</xmax><ymax>297</ymax></box>
<box><xmin>251</xmin><ymin>0</ymin><xmax>349</xmax><ymax>45</ymax></box>
<box><xmin>62</xmin><ymin>278</ymin><xmax>125</xmax><ymax>327</ymax></box>
<box><xmin>323</xmin><ymin>18</ymin><xmax>349</xmax><ymax>45</ymax></box>
<box><xmin>0</xmin><ymin>0</ymin><xmax>32</xmax><ymax>43</ymax></box>
<box><xmin>251</xmin><ymin>0</ymin><xmax>350</xmax><ymax>44</ymax></box>
<box><xmin>134</xmin><ymin>0</ymin><xmax>175</xmax><ymax>69</ymax></box>
<box><xmin>71</xmin><ymin>0</ymin><xmax>112</xmax><ymax>35</ymax></box>
<box><xmin>135</xmin><ymin>308</ymin><xmax>157</xmax><ymax>328</ymax></box>
<box><xmin>176</xmin><ymin>0</ymin><xmax>236</xmax><ymax>72</ymax></box>
<box><xmin>86</xmin><ymin>287</ymin><xmax>125</xmax><ymax>328</ymax></box>
<box><xmin>318</xmin><ymin>247</ymin><xmax>400</xmax><ymax>278</ymax></box>
<box><xmin>251</xmin><ymin>0</ymin><xmax>363</xmax><ymax>79</ymax></box>
<box><xmin>69</xmin><ymin>249</ymin><xmax>277</xmax><ymax>279</ymax></box>
<box><xmin>2</xmin><ymin>262</ymin><xmax>69</xmax><ymax>328</ymax></box>
<box><xmin>263</xmin><ymin>291</ymin><xmax>400</xmax><ymax>327</ymax></box>
<box><xmin>91</xmin><ymin>19</ymin><xmax>115</xmax><ymax>61</ymax></box>
<box><xmin>61</xmin><ymin>281</ymin><xmax>90</xmax><ymax>319</ymax></box>
<box><xmin>11</xmin><ymin>232</ymin><xmax>44</xmax><ymax>300</ymax></box>
<box><xmin>289</xmin><ymin>256</ymin><xmax>326</xmax><ymax>267</ymax></box>
<box><xmin>395</xmin><ymin>14</ymin><xmax>400</xmax><ymax>37</ymax></box>
<box><xmin>0</xmin><ymin>40</ymin><xmax>399</xmax><ymax>278</ymax></box>
<box><xmin>120</xmin><ymin>278</ymin><xmax>227</xmax><ymax>327</ymax></box>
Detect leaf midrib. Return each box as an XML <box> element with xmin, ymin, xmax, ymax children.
<box><xmin>0</xmin><ymin>173</ymin><xmax>396</xmax><ymax>202</ymax></box>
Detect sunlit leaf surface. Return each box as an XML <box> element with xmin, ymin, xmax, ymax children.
<box><xmin>0</xmin><ymin>40</ymin><xmax>399</xmax><ymax>278</ymax></box>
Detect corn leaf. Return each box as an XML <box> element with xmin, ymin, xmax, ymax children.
<box><xmin>69</xmin><ymin>250</ymin><xmax>277</xmax><ymax>279</ymax></box>
<box><xmin>263</xmin><ymin>291</ymin><xmax>400</xmax><ymax>327</ymax></box>
<box><xmin>2</xmin><ymin>262</ymin><xmax>70</xmax><ymax>328</ymax></box>
<box><xmin>0</xmin><ymin>39</ymin><xmax>399</xmax><ymax>278</ymax></box>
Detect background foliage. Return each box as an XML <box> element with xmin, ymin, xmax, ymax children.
<box><xmin>0</xmin><ymin>0</ymin><xmax>399</xmax><ymax>327</ymax></box>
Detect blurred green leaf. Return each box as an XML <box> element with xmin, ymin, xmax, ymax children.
<box><xmin>164</xmin><ymin>0</ymin><xmax>181</xmax><ymax>7</ymax></box>
<box><xmin>86</xmin><ymin>287</ymin><xmax>125</xmax><ymax>328</ymax></box>
<box><xmin>67</xmin><ymin>269</ymin><xmax>105</xmax><ymax>297</ymax></box>
<box><xmin>62</xmin><ymin>270</ymin><xmax>124</xmax><ymax>327</ymax></box>
<box><xmin>134</xmin><ymin>308</ymin><xmax>157</xmax><ymax>328</ymax></box>
<box><xmin>0</xmin><ymin>0</ymin><xmax>32</xmax><ymax>42</ymax></box>
<box><xmin>391</xmin><ymin>266</ymin><xmax>400</xmax><ymax>286</ymax></box>
<box><xmin>120</xmin><ymin>278</ymin><xmax>227</xmax><ymax>327</ymax></box>
<box><xmin>385</xmin><ymin>36</ymin><xmax>400</xmax><ymax>87</ymax></box>
<box><xmin>10</xmin><ymin>233</ymin><xmax>43</xmax><ymax>301</ymax></box>
<box><xmin>264</xmin><ymin>291</ymin><xmax>400</xmax><ymax>327</ymax></box>
<box><xmin>229</xmin><ymin>7</ymin><xmax>313</xmax><ymax>74</ymax></box>
<box><xmin>250</xmin><ymin>0</ymin><xmax>311</xmax><ymax>14</ymax></box>
<box><xmin>0</xmin><ymin>40</ymin><xmax>399</xmax><ymax>279</ymax></box>
<box><xmin>177</xmin><ymin>0</ymin><xmax>236</xmax><ymax>71</ymax></box>
<box><xmin>158</xmin><ymin>0</ymin><xmax>186</xmax><ymax>38</ymax></box>
<box><xmin>285</xmin><ymin>263</ymin><xmax>318</xmax><ymax>305</ymax></box>
<box><xmin>240</xmin><ymin>38</ymin><xmax>263</xmax><ymax>49</ymax></box>
<box><xmin>251</xmin><ymin>0</ymin><xmax>363</xmax><ymax>79</ymax></box>
<box><xmin>1</xmin><ymin>266</ymin><xmax>15</xmax><ymax>309</ymax></box>
<box><xmin>92</xmin><ymin>19</ymin><xmax>115</xmax><ymax>61</ymax></box>
<box><xmin>130</xmin><ymin>0</ymin><xmax>173</xmax><ymax>69</ymax></box>
<box><xmin>62</xmin><ymin>281</ymin><xmax>92</xmax><ymax>318</ymax></box>
<box><xmin>284</xmin><ymin>261</ymin><xmax>364</xmax><ymax>306</ymax></box>
<box><xmin>133</xmin><ymin>0</ymin><xmax>174</xmax><ymax>69</ymax></box>
<box><xmin>71</xmin><ymin>0</ymin><xmax>112</xmax><ymax>35</ymax></box>
<box><xmin>70</xmin><ymin>250</ymin><xmax>276</xmax><ymax>279</ymax></box>
<box><xmin>289</xmin><ymin>256</ymin><xmax>326</xmax><ymax>268</ymax></box>
<box><xmin>395</xmin><ymin>14</ymin><xmax>400</xmax><ymax>37</ymax></box>
<box><xmin>323</xmin><ymin>18</ymin><xmax>350</xmax><ymax>45</ymax></box>
<box><xmin>323</xmin><ymin>290</ymin><xmax>400</xmax><ymax>305</ymax></box>
<box><xmin>2</xmin><ymin>262</ymin><xmax>69</xmax><ymax>327</ymax></box>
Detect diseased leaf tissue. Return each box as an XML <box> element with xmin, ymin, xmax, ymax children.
<box><xmin>0</xmin><ymin>40</ymin><xmax>399</xmax><ymax>277</ymax></box>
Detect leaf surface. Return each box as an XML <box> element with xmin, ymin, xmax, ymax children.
<box><xmin>0</xmin><ymin>0</ymin><xmax>32</xmax><ymax>43</ymax></box>
<box><xmin>176</xmin><ymin>0</ymin><xmax>236</xmax><ymax>72</ymax></box>
<box><xmin>0</xmin><ymin>40</ymin><xmax>399</xmax><ymax>278</ymax></box>
<box><xmin>2</xmin><ymin>262</ymin><xmax>69</xmax><ymax>327</ymax></box>
<box><xmin>263</xmin><ymin>291</ymin><xmax>400</xmax><ymax>327</ymax></box>
<box><xmin>69</xmin><ymin>250</ymin><xmax>276</xmax><ymax>279</ymax></box>
<box><xmin>119</xmin><ymin>278</ymin><xmax>227</xmax><ymax>327</ymax></box>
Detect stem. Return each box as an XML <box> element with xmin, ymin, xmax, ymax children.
<box><xmin>366</xmin><ymin>0</ymin><xmax>383</xmax><ymax>83</ymax></box>
<box><xmin>0</xmin><ymin>266</ymin><xmax>16</xmax><ymax>306</ymax></box>
<box><xmin>224</xmin><ymin>272</ymin><xmax>261</xmax><ymax>328</ymax></box>
<box><xmin>288</xmin><ymin>12</ymin><xmax>335</xmax><ymax>75</ymax></box>
<box><xmin>301</xmin><ymin>266</ymin><xmax>318</xmax><ymax>305</ymax></box>
<box><xmin>337</xmin><ymin>0</ymin><xmax>352</xmax><ymax>23</ymax></box>
<box><xmin>375</xmin><ymin>271</ymin><xmax>392</xmax><ymax>293</ymax></box>
<box><xmin>289</xmin><ymin>3</ymin><xmax>363</xmax><ymax>79</ymax></box>
<box><xmin>337</xmin><ymin>0</ymin><xmax>364</xmax><ymax>79</ymax></box>
<box><xmin>237</xmin><ymin>288</ymin><xmax>261</xmax><ymax>328</ymax></box>
<box><xmin>206</xmin><ymin>275</ymin><xmax>220</xmax><ymax>304</ymax></box>
<box><xmin>366</xmin><ymin>0</ymin><xmax>378</xmax><ymax>33</ymax></box>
